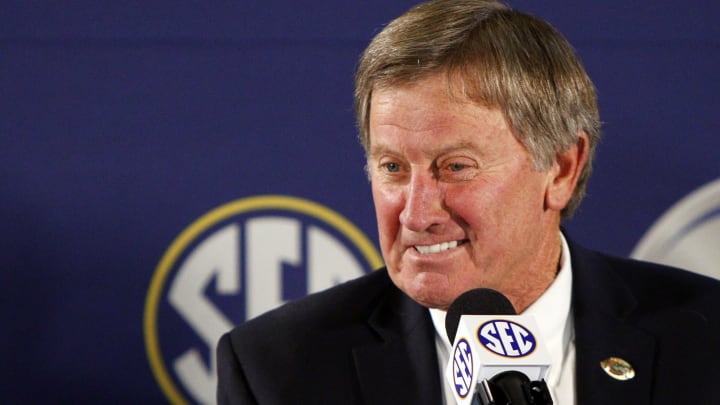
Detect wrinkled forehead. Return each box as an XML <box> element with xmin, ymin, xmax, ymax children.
<box><xmin>370</xmin><ymin>64</ymin><xmax>507</xmax><ymax>111</ymax></box>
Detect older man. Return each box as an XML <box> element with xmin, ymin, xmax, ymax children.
<box><xmin>217</xmin><ymin>1</ymin><xmax>720</xmax><ymax>403</ymax></box>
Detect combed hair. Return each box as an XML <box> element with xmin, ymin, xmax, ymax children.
<box><xmin>354</xmin><ymin>0</ymin><xmax>600</xmax><ymax>217</ymax></box>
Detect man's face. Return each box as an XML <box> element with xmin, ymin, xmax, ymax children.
<box><xmin>367</xmin><ymin>73</ymin><xmax>562</xmax><ymax>310</ymax></box>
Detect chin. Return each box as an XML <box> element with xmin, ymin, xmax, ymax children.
<box><xmin>402</xmin><ymin>273</ymin><xmax>456</xmax><ymax>310</ymax></box>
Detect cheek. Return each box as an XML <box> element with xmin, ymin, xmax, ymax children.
<box><xmin>444</xmin><ymin>175</ymin><xmax>542</xmax><ymax>237</ymax></box>
<box><xmin>371</xmin><ymin>184</ymin><xmax>403</xmax><ymax>240</ymax></box>
<box><xmin>444</xmin><ymin>184</ymin><xmax>494</xmax><ymax>226</ymax></box>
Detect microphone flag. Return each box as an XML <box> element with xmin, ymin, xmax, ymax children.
<box><xmin>446</xmin><ymin>314</ymin><xmax>551</xmax><ymax>405</ymax></box>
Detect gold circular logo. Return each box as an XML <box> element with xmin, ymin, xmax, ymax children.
<box><xmin>143</xmin><ymin>195</ymin><xmax>383</xmax><ymax>404</ymax></box>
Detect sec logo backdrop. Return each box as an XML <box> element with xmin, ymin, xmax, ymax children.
<box><xmin>144</xmin><ymin>195</ymin><xmax>382</xmax><ymax>404</ymax></box>
<box><xmin>633</xmin><ymin>179</ymin><xmax>720</xmax><ymax>280</ymax></box>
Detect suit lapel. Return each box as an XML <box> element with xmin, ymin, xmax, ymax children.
<box><xmin>352</xmin><ymin>284</ymin><xmax>442</xmax><ymax>405</ymax></box>
<box><xmin>570</xmin><ymin>240</ymin><xmax>655</xmax><ymax>405</ymax></box>
<box><xmin>350</xmin><ymin>241</ymin><xmax>658</xmax><ymax>404</ymax></box>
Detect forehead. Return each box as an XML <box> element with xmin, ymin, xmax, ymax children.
<box><xmin>367</xmin><ymin>91</ymin><xmax>527</xmax><ymax>169</ymax></box>
<box><xmin>369</xmin><ymin>74</ymin><xmax>509</xmax><ymax>142</ymax></box>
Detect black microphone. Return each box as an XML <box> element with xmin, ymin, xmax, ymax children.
<box><xmin>444</xmin><ymin>289</ymin><xmax>553</xmax><ymax>405</ymax></box>
<box><xmin>445</xmin><ymin>288</ymin><xmax>516</xmax><ymax>345</ymax></box>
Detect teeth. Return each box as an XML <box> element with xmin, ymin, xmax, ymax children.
<box><xmin>415</xmin><ymin>240</ymin><xmax>459</xmax><ymax>254</ymax></box>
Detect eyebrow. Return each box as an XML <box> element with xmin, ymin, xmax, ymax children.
<box><xmin>368</xmin><ymin>140</ymin><xmax>483</xmax><ymax>160</ymax></box>
<box><xmin>367</xmin><ymin>144</ymin><xmax>393</xmax><ymax>160</ymax></box>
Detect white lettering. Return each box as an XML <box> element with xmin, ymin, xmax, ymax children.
<box><xmin>168</xmin><ymin>224</ymin><xmax>240</xmax><ymax>405</ymax></box>
<box><xmin>167</xmin><ymin>213</ymin><xmax>372</xmax><ymax>404</ymax></box>
<box><xmin>511</xmin><ymin>323</ymin><xmax>533</xmax><ymax>355</ymax></box>
<box><xmin>454</xmin><ymin>341</ymin><xmax>472</xmax><ymax>395</ymax></box>
<box><xmin>245</xmin><ymin>217</ymin><xmax>301</xmax><ymax>319</ymax></box>
<box><xmin>480</xmin><ymin>323</ymin><xmax>503</xmax><ymax>354</ymax></box>
<box><xmin>307</xmin><ymin>225</ymin><xmax>365</xmax><ymax>292</ymax></box>
<box><xmin>496</xmin><ymin>321</ymin><xmax>519</xmax><ymax>356</ymax></box>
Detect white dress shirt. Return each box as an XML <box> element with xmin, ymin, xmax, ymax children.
<box><xmin>429</xmin><ymin>233</ymin><xmax>576</xmax><ymax>404</ymax></box>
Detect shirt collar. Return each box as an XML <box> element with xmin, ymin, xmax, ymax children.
<box><xmin>429</xmin><ymin>232</ymin><xmax>573</xmax><ymax>387</ymax></box>
<box><xmin>523</xmin><ymin>232</ymin><xmax>573</xmax><ymax>387</ymax></box>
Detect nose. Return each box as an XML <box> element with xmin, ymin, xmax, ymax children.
<box><xmin>399</xmin><ymin>171</ymin><xmax>449</xmax><ymax>232</ymax></box>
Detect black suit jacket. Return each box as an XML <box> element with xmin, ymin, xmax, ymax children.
<box><xmin>217</xmin><ymin>239</ymin><xmax>720</xmax><ymax>404</ymax></box>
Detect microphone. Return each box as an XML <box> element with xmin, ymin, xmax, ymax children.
<box><xmin>445</xmin><ymin>288</ymin><xmax>515</xmax><ymax>345</ymax></box>
<box><xmin>444</xmin><ymin>289</ymin><xmax>553</xmax><ymax>405</ymax></box>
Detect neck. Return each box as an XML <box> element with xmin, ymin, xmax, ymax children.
<box><xmin>502</xmin><ymin>229</ymin><xmax>563</xmax><ymax>314</ymax></box>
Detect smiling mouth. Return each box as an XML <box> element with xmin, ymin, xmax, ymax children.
<box><xmin>414</xmin><ymin>240</ymin><xmax>468</xmax><ymax>255</ymax></box>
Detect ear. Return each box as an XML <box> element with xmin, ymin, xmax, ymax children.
<box><xmin>545</xmin><ymin>131</ymin><xmax>589</xmax><ymax>212</ymax></box>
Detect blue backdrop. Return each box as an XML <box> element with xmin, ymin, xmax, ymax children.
<box><xmin>2</xmin><ymin>1</ymin><xmax>719</xmax><ymax>403</ymax></box>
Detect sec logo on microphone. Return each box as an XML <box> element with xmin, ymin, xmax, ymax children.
<box><xmin>144</xmin><ymin>195</ymin><xmax>382</xmax><ymax>404</ymax></box>
<box><xmin>477</xmin><ymin>320</ymin><xmax>537</xmax><ymax>358</ymax></box>
<box><xmin>452</xmin><ymin>338</ymin><xmax>474</xmax><ymax>399</ymax></box>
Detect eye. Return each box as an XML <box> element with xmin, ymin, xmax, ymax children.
<box><xmin>437</xmin><ymin>157</ymin><xmax>478</xmax><ymax>182</ymax></box>
<box><xmin>383</xmin><ymin>162</ymin><xmax>401</xmax><ymax>173</ymax></box>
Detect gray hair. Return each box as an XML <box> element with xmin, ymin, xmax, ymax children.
<box><xmin>354</xmin><ymin>0</ymin><xmax>600</xmax><ymax>217</ymax></box>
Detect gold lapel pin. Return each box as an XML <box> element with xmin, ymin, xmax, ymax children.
<box><xmin>600</xmin><ymin>357</ymin><xmax>635</xmax><ymax>381</ymax></box>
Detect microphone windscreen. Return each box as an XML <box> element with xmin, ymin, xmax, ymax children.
<box><xmin>445</xmin><ymin>288</ymin><xmax>516</xmax><ymax>344</ymax></box>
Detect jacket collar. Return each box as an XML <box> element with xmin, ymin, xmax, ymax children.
<box><xmin>350</xmin><ymin>239</ymin><xmax>659</xmax><ymax>405</ymax></box>
<box><xmin>352</xmin><ymin>274</ymin><xmax>443</xmax><ymax>405</ymax></box>
<box><xmin>569</xmin><ymin>238</ymin><xmax>656</xmax><ymax>405</ymax></box>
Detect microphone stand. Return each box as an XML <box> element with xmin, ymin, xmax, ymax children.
<box><xmin>472</xmin><ymin>371</ymin><xmax>553</xmax><ymax>405</ymax></box>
